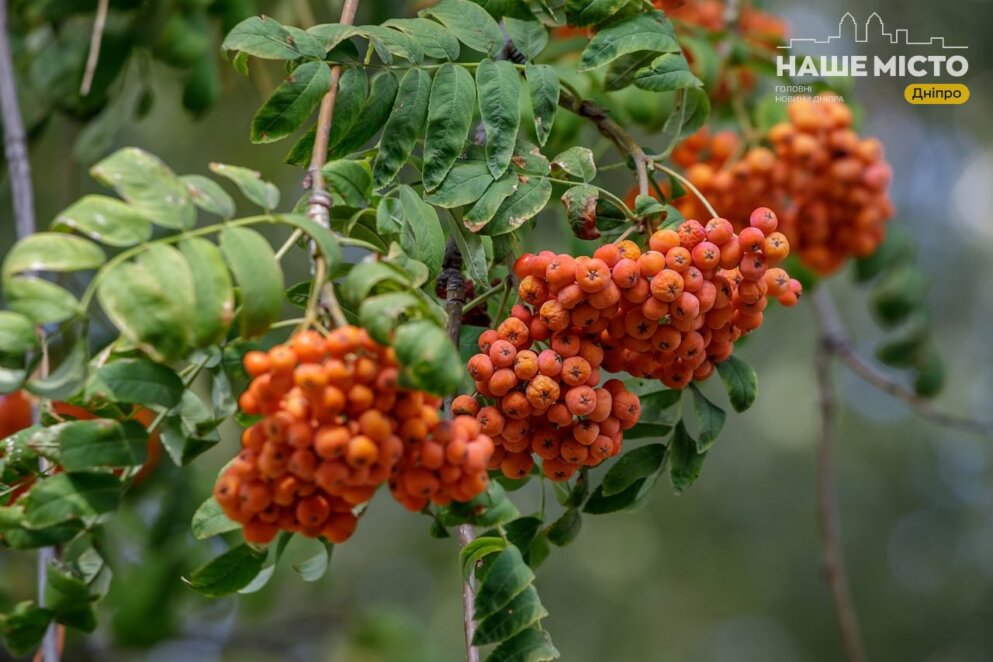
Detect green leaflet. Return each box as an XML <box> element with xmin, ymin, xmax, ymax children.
<box><xmin>372</xmin><ymin>68</ymin><xmax>431</xmax><ymax>188</ymax></box>
<box><xmin>525</xmin><ymin>64</ymin><xmax>559</xmax><ymax>147</ymax></box>
<box><xmin>421</xmin><ymin>0</ymin><xmax>504</xmax><ymax>57</ymax></box>
<box><xmin>250</xmin><ymin>61</ymin><xmax>331</xmax><ymax>144</ymax></box>
<box><xmin>178</xmin><ymin>238</ymin><xmax>235</xmax><ymax>347</ymax></box>
<box><xmin>422</xmin><ymin>63</ymin><xmax>476</xmax><ymax>192</ymax></box>
<box><xmin>218</xmin><ymin>227</ymin><xmax>284</xmax><ymax>338</ymax></box>
<box><xmin>52</xmin><ymin>196</ymin><xmax>152</xmax><ymax>247</ymax></box>
<box><xmin>579</xmin><ymin>12</ymin><xmax>679</xmax><ymax>71</ymax></box>
<box><xmin>476</xmin><ymin>59</ymin><xmax>522</xmax><ymax>179</ymax></box>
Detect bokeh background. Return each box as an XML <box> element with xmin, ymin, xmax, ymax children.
<box><xmin>1</xmin><ymin>0</ymin><xmax>992</xmax><ymax>660</ymax></box>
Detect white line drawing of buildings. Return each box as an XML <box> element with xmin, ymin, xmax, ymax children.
<box><xmin>779</xmin><ymin>12</ymin><xmax>968</xmax><ymax>50</ymax></box>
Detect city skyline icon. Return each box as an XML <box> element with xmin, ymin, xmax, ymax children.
<box><xmin>779</xmin><ymin>12</ymin><xmax>968</xmax><ymax>50</ymax></box>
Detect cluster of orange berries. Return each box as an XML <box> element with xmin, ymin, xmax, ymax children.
<box><xmin>458</xmin><ymin>314</ymin><xmax>642</xmax><ymax>483</ymax></box>
<box><xmin>674</xmin><ymin>96</ymin><xmax>893</xmax><ymax>274</ymax></box>
<box><xmin>219</xmin><ymin>327</ymin><xmax>493</xmax><ymax>544</ymax></box>
<box><xmin>459</xmin><ymin>213</ymin><xmax>798</xmax><ymax>480</ymax></box>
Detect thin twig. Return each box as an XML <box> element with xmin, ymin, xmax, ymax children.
<box><xmin>463</xmin><ymin>282</ymin><xmax>505</xmax><ymax>314</ymax></box>
<box><xmin>0</xmin><ymin>5</ymin><xmax>59</xmax><ymax>660</ymax></box>
<box><xmin>79</xmin><ymin>0</ymin><xmax>109</xmax><ymax>96</ymax></box>
<box><xmin>811</xmin><ymin>288</ymin><xmax>992</xmax><ymax>436</ymax></box>
<box><xmin>814</xmin><ymin>340</ymin><xmax>868</xmax><ymax>662</ymax></box>
<box><xmin>654</xmin><ymin>163</ymin><xmax>719</xmax><ymax>218</ymax></box>
<box><xmin>439</xmin><ymin>240</ymin><xmax>479</xmax><ymax>662</ymax></box>
<box><xmin>304</xmin><ymin>0</ymin><xmax>359</xmax><ymax>327</ymax></box>
<box><xmin>306</xmin><ymin>0</ymin><xmax>360</xmax><ymax>229</ymax></box>
<box><xmin>0</xmin><ymin>0</ymin><xmax>35</xmax><ymax>240</ymax></box>
<box><xmin>557</xmin><ymin>88</ymin><xmax>653</xmax><ymax>197</ymax></box>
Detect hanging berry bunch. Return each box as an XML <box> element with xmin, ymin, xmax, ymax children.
<box><xmin>460</xmin><ymin>212</ymin><xmax>798</xmax><ymax>480</ymax></box>
<box><xmin>674</xmin><ymin>96</ymin><xmax>893</xmax><ymax>274</ymax></box>
<box><xmin>218</xmin><ymin>326</ymin><xmax>494</xmax><ymax>544</ymax></box>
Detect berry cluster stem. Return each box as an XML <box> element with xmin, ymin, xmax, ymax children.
<box><xmin>654</xmin><ymin>163</ymin><xmax>720</xmax><ymax>218</ymax></box>
<box><xmin>557</xmin><ymin>88</ymin><xmax>653</xmax><ymax>198</ymax></box>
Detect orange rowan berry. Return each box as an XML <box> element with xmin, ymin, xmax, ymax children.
<box><xmin>467</xmin><ymin>354</ymin><xmax>495</xmax><ymax>383</ymax></box>
<box><xmin>518</xmin><ymin>275</ymin><xmax>548</xmax><ymax>306</ymax></box>
<box><xmin>244</xmin><ymin>519</ymin><xmax>279</xmax><ymax>544</ymax></box>
<box><xmin>705</xmin><ymin>218</ymin><xmax>734</xmax><ymax>245</ymax></box>
<box><xmin>346</xmin><ymin>435</ymin><xmax>378</xmax><ymax>468</ymax></box>
<box><xmin>322</xmin><ymin>512</ymin><xmax>358</xmax><ymax>543</ymax></box>
<box><xmin>478</xmin><ymin>329</ymin><xmax>498</xmax><ymax>353</ymax></box>
<box><xmin>501</xmin><ymin>392</ymin><xmax>532</xmax><ymax>420</ymax></box>
<box><xmin>565</xmin><ymin>386</ymin><xmax>597</xmax><ymax>416</ymax></box>
<box><xmin>488</xmin><ymin>368</ymin><xmax>518</xmax><ymax>397</ymax></box>
<box><xmin>638</xmin><ymin>251</ymin><xmax>667</xmax><ymax>278</ymax></box>
<box><xmin>547</xmin><ymin>403</ymin><xmax>573</xmax><ymax>427</ymax></box>
<box><xmin>477</xmin><ymin>406</ymin><xmax>505</xmax><ymax>436</ymax></box>
<box><xmin>501</xmin><ymin>452</ymin><xmax>534</xmax><ymax>479</ymax></box>
<box><xmin>497</xmin><ymin>317</ymin><xmax>530</xmax><ymax>349</ymax></box>
<box><xmin>452</xmin><ymin>395</ymin><xmax>480</xmax><ymax>417</ymax></box>
<box><xmin>314</xmin><ymin>425</ymin><xmax>350</xmax><ymax>460</ymax></box>
<box><xmin>665</xmin><ymin>247</ymin><xmax>692</xmax><ymax>272</ymax></box>
<box><xmin>749</xmin><ymin>207</ymin><xmax>778</xmax><ymax>234</ymax></box>
<box><xmin>526</xmin><ymin>375</ymin><xmax>561</xmax><ymax>410</ymax></box>
<box><xmin>539</xmin><ymin>300</ymin><xmax>570</xmax><ymax>331</ymax></box>
<box><xmin>404</xmin><ymin>468</ymin><xmax>440</xmax><ymax>498</ymax></box>
<box><xmin>650</xmin><ymin>229</ymin><xmax>680</xmax><ymax>253</ymax></box>
<box><xmin>575</xmin><ymin>257</ymin><xmax>611</xmax><ymax>293</ymax></box>
<box><xmin>243</xmin><ymin>351</ymin><xmax>271</xmax><ymax>377</ymax></box>
<box><xmin>546</xmin><ymin>254</ymin><xmax>577</xmax><ymax>289</ymax></box>
<box><xmin>513</xmin><ymin>350</ymin><xmax>539</xmax><ymax>380</ymax></box>
<box><xmin>269</xmin><ymin>346</ymin><xmax>297</xmax><ymax>373</ymax></box>
<box><xmin>291</xmin><ymin>331</ymin><xmax>326</xmax><ymax>364</ymax></box>
<box><xmin>611</xmin><ymin>258</ymin><xmax>641</xmax><ymax>289</ymax></box>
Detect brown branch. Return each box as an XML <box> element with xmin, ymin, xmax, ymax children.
<box><xmin>557</xmin><ymin>88</ymin><xmax>652</xmax><ymax>197</ymax></box>
<box><xmin>304</xmin><ymin>0</ymin><xmax>359</xmax><ymax>328</ymax></box>
<box><xmin>815</xmin><ymin>340</ymin><xmax>868</xmax><ymax>662</ymax></box>
<box><xmin>79</xmin><ymin>0</ymin><xmax>109</xmax><ymax>96</ymax></box>
<box><xmin>0</xmin><ymin>0</ymin><xmax>35</xmax><ymax>240</ymax></box>
<box><xmin>811</xmin><ymin>288</ymin><xmax>992</xmax><ymax>437</ymax></box>
<box><xmin>439</xmin><ymin>239</ymin><xmax>479</xmax><ymax>662</ymax></box>
<box><xmin>306</xmin><ymin>0</ymin><xmax>360</xmax><ymax>230</ymax></box>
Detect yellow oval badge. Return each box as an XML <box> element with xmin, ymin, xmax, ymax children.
<box><xmin>905</xmin><ymin>84</ymin><xmax>970</xmax><ymax>104</ymax></box>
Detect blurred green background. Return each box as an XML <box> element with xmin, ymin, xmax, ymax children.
<box><xmin>1</xmin><ymin>0</ymin><xmax>992</xmax><ymax>660</ymax></box>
